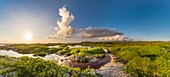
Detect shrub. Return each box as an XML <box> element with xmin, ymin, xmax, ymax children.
<box><xmin>117</xmin><ymin>50</ymin><xmax>139</xmax><ymax>62</ymax></box>
<box><xmin>125</xmin><ymin>57</ymin><xmax>151</xmax><ymax>77</ymax></box>
<box><xmin>161</xmin><ymin>52</ymin><xmax>170</xmax><ymax>60</ymax></box>
<box><xmin>70</xmin><ymin>48</ymin><xmax>80</xmax><ymax>54</ymax></box>
<box><xmin>57</xmin><ymin>50</ymin><xmax>70</xmax><ymax>55</ymax></box>
<box><xmin>125</xmin><ymin>57</ymin><xmax>170</xmax><ymax>77</ymax></box>
<box><xmin>33</xmin><ymin>52</ymin><xmax>46</xmax><ymax>57</ymax></box>
<box><xmin>137</xmin><ymin>46</ymin><xmax>167</xmax><ymax>56</ymax></box>
<box><xmin>34</xmin><ymin>46</ymin><xmax>49</xmax><ymax>52</ymax></box>
<box><xmin>0</xmin><ymin>56</ymin><xmax>96</xmax><ymax>77</ymax></box>
<box><xmin>88</xmin><ymin>47</ymin><xmax>105</xmax><ymax>54</ymax></box>
<box><xmin>108</xmin><ymin>47</ymin><xmax>121</xmax><ymax>55</ymax></box>
<box><xmin>47</xmin><ymin>47</ymin><xmax>63</xmax><ymax>54</ymax></box>
<box><xmin>94</xmin><ymin>54</ymin><xmax>105</xmax><ymax>59</ymax></box>
<box><xmin>63</xmin><ymin>47</ymin><xmax>69</xmax><ymax>50</ymax></box>
<box><xmin>78</xmin><ymin>57</ymin><xmax>88</xmax><ymax>63</ymax></box>
<box><xmin>161</xmin><ymin>45</ymin><xmax>170</xmax><ymax>52</ymax></box>
<box><xmin>79</xmin><ymin>48</ymin><xmax>88</xmax><ymax>53</ymax></box>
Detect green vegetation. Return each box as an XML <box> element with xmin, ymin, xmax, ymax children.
<box><xmin>1</xmin><ymin>44</ymin><xmax>63</xmax><ymax>56</ymax></box>
<box><xmin>0</xmin><ymin>56</ymin><xmax>99</xmax><ymax>77</ymax></box>
<box><xmin>1</xmin><ymin>41</ymin><xmax>170</xmax><ymax>76</ymax></box>
<box><xmin>57</xmin><ymin>47</ymin><xmax>105</xmax><ymax>63</ymax></box>
<box><xmin>32</xmin><ymin>46</ymin><xmax>63</xmax><ymax>57</ymax></box>
<box><xmin>0</xmin><ymin>44</ymin><xmax>106</xmax><ymax>63</ymax></box>
<box><xmin>88</xmin><ymin>47</ymin><xmax>105</xmax><ymax>54</ymax></box>
<box><xmin>57</xmin><ymin>47</ymin><xmax>70</xmax><ymax>55</ymax></box>
<box><xmin>108</xmin><ymin>45</ymin><xmax>170</xmax><ymax>76</ymax></box>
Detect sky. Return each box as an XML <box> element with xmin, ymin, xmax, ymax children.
<box><xmin>0</xmin><ymin>0</ymin><xmax>170</xmax><ymax>43</ymax></box>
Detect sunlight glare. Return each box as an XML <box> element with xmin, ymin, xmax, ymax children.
<box><xmin>25</xmin><ymin>32</ymin><xmax>32</xmax><ymax>41</ymax></box>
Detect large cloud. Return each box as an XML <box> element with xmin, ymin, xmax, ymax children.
<box><xmin>79</xmin><ymin>27</ymin><xmax>130</xmax><ymax>41</ymax></box>
<box><xmin>79</xmin><ymin>27</ymin><xmax>123</xmax><ymax>38</ymax></box>
<box><xmin>55</xmin><ymin>6</ymin><xmax>75</xmax><ymax>38</ymax></box>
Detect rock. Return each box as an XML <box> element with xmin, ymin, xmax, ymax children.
<box><xmin>90</xmin><ymin>57</ymin><xmax>99</xmax><ymax>62</ymax></box>
<box><xmin>103</xmin><ymin>48</ymin><xmax>108</xmax><ymax>53</ymax></box>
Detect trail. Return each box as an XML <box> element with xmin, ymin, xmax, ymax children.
<box><xmin>96</xmin><ymin>54</ymin><xmax>129</xmax><ymax>77</ymax></box>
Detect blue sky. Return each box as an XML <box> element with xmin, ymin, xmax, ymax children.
<box><xmin>0</xmin><ymin>0</ymin><xmax>170</xmax><ymax>43</ymax></box>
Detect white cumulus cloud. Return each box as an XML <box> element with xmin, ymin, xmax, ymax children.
<box><xmin>55</xmin><ymin>6</ymin><xmax>75</xmax><ymax>38</ymax></box>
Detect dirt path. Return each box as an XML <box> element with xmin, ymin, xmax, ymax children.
<box><xmin>96</xmin><ymin>54</ymin><xmax>129</xmax><ymax>77</ymax></box>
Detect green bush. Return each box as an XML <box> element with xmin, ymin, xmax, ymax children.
<box><xmin>94</xmin><ymin>54</ymin><xmax>105</xmax><ymax>59</ymax></box>
<box><xmin>34</xmin><ymin>46</ymin><xmax>49</xmax><ymax>52</ymax></box>
<box><xmin>47</xmin><ymin>47</ymin><xmax>63</xmax><ymax>54</ymax></box>
<box><xmin>108</xmin><ymin>47</ymin><xmax>121</xmax><ymax>55</ymax></box>
<box><xmin>10</xmin><ymin>44</ymin><xmax>39</xmax><ymax>54</ymax></box>
<box><xmin>125</xmin><ymin>57</ymin><xmax>170</xmax><ymax>77</ymax></box>
<box><xmin>125</xmin><ymin>57</ymin><xmax>151</xmax><ymax>77</ymax></box>
<box><xmin>78</xmin><ymin>57</ymin><xmax>88</xmax><ymax>63</ymax></box>
<box><xmin>70</xmin><ymin>48</ymin><xmax>80</xmax><ymax>54</ymax></box>
<box><xmin>88</xmin><ymin>47</ymin><xmax>105</xmax><ymax>54</ymax></box>
<box><xmin>117</xmin><ymin>50</ymin><xmax>139</xmax><ymax>62</ymax></box>
<box><xmin>57</xmin><ymin>50</ymin><xmax>70</xmax><ymax>55</ymax></box>
<box><xmin>33</xmin><ymin>52</ymin><xmax>46</xmax><ymax>57</ymax></box>
<box><xmin>56</xmin><ymin>47</ymin><xmax>71</xmax><ymax>55</ymax></box>
<box><xmin>161</xmin><ymin>52</ymin><xmax>170</xmax><ymax>60</ymax></box>
<box><xmin>0</xmin><ymin>56</ymin><xmax>97</xmax><ymax>77</ymax></box>
<box><xmin>120</xmin><ymin>46</ymin><xmax>140</xmax><ymax>52</ymax></box>
<box><xmin>161</xmin><ymin>45</ymin><xmax>170</xmax><ymax>52</ymax></box>
<box><xmin>63</xmin><ymin>47</ymin><xmax>69</xmax><ymax>50</ymax></box>
<box><xmin>137</xmin><ymin>46</ymin><xmax>167</xmax><ymax>56</ymax></box>
<box><xmin>79</xmin><ymin>48</ymin><xmax>88</xmax><ymax>53</ymax></box>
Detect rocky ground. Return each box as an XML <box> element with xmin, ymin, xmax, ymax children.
<box><xmin>96</xmin><ymin>54</ymin><xmax>129</xmax><ymax>77</ymax></box>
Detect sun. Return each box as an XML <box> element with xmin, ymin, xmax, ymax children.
<box><xmin>25</xmin><ymin>32</ymin><xmax>32</xmax><ymax>41</ymax></box>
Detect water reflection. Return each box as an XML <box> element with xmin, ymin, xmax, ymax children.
<box><xmin>48</xmin><ymin>45</ymin><xmax>91</xmax><ymax>49</ymax></box>
<box><xmin>0</xmin><ymin>50</ymin><xmax>34</xmax><ymax>57</ymax></box>
<box><xmin>0</xmin><ymin>45</ymin><xmax>92</xmax><ymax>60</ymax></box>
<box><xmin>44</xmin><ymin>54</ymin><xmax>59</xmax><ymax>60</ymax></box>
<box><xmin>48</xmin><ymin>45</ymin><xmax>60</xmax><ymax>48</ymax></box>
<box><xmin>67</xmin><ymin>45</ymin><xmax>91</xmax><ymax>49</ymax></box>
<box><xmin>0</xmin><ymin>45</ymin><xmax>5</xmax><ymax>46</ymax></box>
